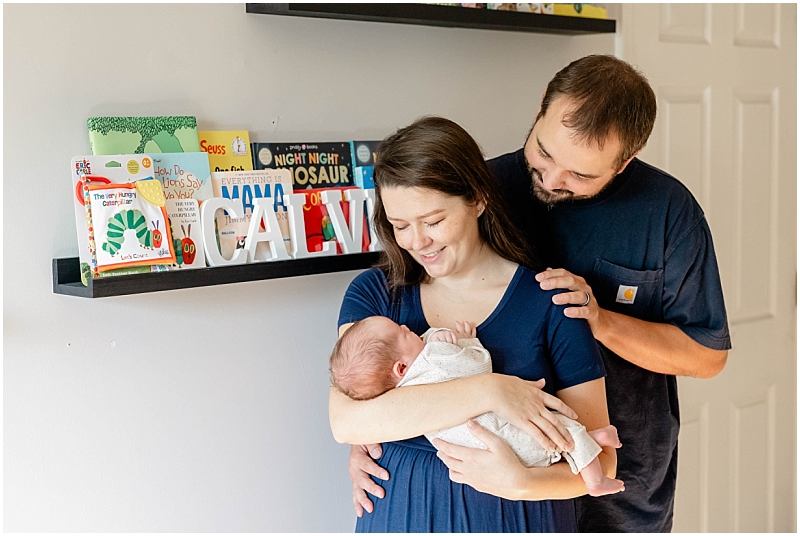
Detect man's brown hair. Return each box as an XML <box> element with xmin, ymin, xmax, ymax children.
<box><xmin>537</xmin><ymin>54</ymin><xmax>657</xmax><ymax>170</ymax></box>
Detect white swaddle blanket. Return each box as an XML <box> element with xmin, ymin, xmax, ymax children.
<box><xmin>396</xmin><ymin>328</ymin><xmax>601</xmax><ymax>474</ymax></box>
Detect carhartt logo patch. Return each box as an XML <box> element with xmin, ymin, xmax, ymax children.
<box><xmin>615</xmin><ymin>285</ymin><xmax>638</xmax><ymax>304</ymax></box>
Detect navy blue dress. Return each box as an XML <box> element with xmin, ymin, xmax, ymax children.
<box><xmin>338</xmin><ymin>265</ymin><xmax>606</xmax><ymax>532</ymax></box>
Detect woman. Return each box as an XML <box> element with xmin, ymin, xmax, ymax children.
<box><xmin>330</xmin><ymin>116</ymin><xmax>614</xmax><ymax>532</ymax></box>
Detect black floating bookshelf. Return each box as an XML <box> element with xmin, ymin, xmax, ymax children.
<box><xmin>245</xmin><ymin>3</ymin><xmax>616</xmax><ymax>35</ymax></box>
<box><xmin>52</xmin><ymin>253</ymin><xmax>381</xmax><ymax>298</ymax></box>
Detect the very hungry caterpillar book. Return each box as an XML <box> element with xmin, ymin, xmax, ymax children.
<box><xmin>88</xmin><ymin>116</ymin><xmax>201</xmax><ymax>155</ymax></box>
<box><xmin>86</xmin><ymin>180</ymin><xmax>176</xmax><ymax>272</ymax></box>
<box><xmin>71</xmin><ymin>155</ymin><xmax>167</xmax><ymax>283</ymax></box>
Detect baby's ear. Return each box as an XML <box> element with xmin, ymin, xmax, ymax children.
<box><xmin>393</xmin><ymin>361</ymin><xmax>407</xmax><ymax>378</ymax></box>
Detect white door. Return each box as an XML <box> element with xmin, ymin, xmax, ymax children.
<box><xmin>618</xmin><ymin>4</ymin><xmax>796</xmax><ymax>532</ymax></box>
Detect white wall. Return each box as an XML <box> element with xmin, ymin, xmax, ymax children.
<box><xmin>3</xmin><ymin>4</ymin><xmax>614</xmax><ymax>531</ymax></box>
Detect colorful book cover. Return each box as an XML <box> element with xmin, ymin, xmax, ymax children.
<box><xmin>251</xmin><ymin>142</ymin><xmax>354</xmax><ymax>190</ymax></box>
<box><xmin>153</xmin><ymin>152</ymin><xmax>214</xmax><ymax>202</ymax></box>
<box><xmin>210</xmin><ymin>169</ymin><xmax>293</xmax><ymax>260</ymax></box>
<box><xmin>297</xmin><ymin>187</ymin><xmax>371</xmax><ymax>254</ymax></box>
<box><xmin>354</xmin><ymin>166</ymin><xmax>375</xmax><ymax>189</ymax></box>
<box><xmin>70</xmin><ymin>155</ymin><xmax>162</xmax><ymax>283</ymax></box>
<box><xmin>199</xmin><ymin>130</ymin><xmax>254</xmax><ymax>172</ymax></box>
<box><xmin>165</xmin><ymin>199</ymin><xmax>205</xmax><ymax>269</ymax></box>
<box><xmin>87</xmin><ymin>116</ymin><xmax>201</xmax><ymax>155</ymax></box>
<box><xmin>87</xmin><ymin>180</ymin><xmax>176</xmax><ymax>272</ymax></box>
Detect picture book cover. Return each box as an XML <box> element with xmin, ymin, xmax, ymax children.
<box><xmin>210</xmin><ymin>169</ymin><xmax>293</xmax><ymax>260</ymax></box>
<box><xmin>199</xmin><ymin>130</ymin><xmax>254</xmax><ymax>172</ymax></box>
<box><xmin>70</xmin><ymin>155</ymin><xmax>160</xmax><ymax>283</ymax></box>
<box><xmin>349</xmin><ymin>140</ymin><xmax>381</xmax><ymax>168</ymax></box>
<box><xmin>87</xmin><ymin>179</ymin><xmax>176</xmax><ymax>272</ymax></box>
<box><xmin>251</xmin><ymin>142</ymin><xmax>353</xmax><ymax>190</ymax></box>
<box><xmin>165</xmin><ymin>198</ymin><xmax>205</xmax><ymax>269</ymax></box>
<box><xmin>297</xmin><ymin>187</ymin><xmax>370</xmax><ymax>255</ymax></box>
<box><xmin>152</xmin><ymin>152</ymin><xmax>214</xmax><ymax>202</ymax></box>
<box><xmin>87</xmin><ymin>116</ymin><xmax>201</xmax><ymax>155</ymax></box>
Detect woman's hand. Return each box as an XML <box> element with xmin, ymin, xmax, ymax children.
<box><xmin>433</xmin><ymin>420</ymin><xmax>528</xmax><ymax>500</ymax></box>
<box><xmin>349</xmin><ymin>444</ymin><xmax>390</xmax><ymax>517</ymax></box>
<box><xmin>490</xmin><ymin>376</ymin><xmax>577</xmax><ymax>452</ymax></box>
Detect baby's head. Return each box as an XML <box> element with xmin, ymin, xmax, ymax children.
<box><xmin>330</xmin><ymin>316</ymin><xmax>425</xmax><ymax>400</ymax></box>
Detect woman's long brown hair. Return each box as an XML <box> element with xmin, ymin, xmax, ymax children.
<box><xmin>372</xmin><ymin>116</ymin><xmax>541</xmax><ymax>291</ymax></box>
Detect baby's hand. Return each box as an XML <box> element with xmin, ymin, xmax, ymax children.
<box><xmin>429</xmin><ymin>329</ymin><xmax>459</xmax><ymax>344</ymax></box>
<box><xmin>453</xmin><ymin>321</ymin><xmax>476</xmax><ymax>340</ymax></box>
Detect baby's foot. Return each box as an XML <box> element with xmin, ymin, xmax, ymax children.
<box><xmin>588</xmin><ymin>425</ymin><xmax>622</xmax><ymax>448</ymax></box>
<box><xmin>586</xmin><ymin>477</ymin><xmax>625</xmax><ymax>497</ymax></box>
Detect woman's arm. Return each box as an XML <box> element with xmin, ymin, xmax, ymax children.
<box><xmin>331</xmin><ymin>323</ymin><xmax>579</xmax><ymax>450</ymax></box>
<box><xmin>434</xmin><ymin>377</ymin><xmax>615</xmax><ymax>501</ymax></box>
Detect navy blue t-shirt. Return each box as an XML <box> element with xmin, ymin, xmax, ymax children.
<box><xmin>488</xmin><ymin>149</ymin><xmax>731</xmax><ymax>532</ymax></box>
<box><xmin>338</xmin><ymin>265</ymin><xmax>605</xmax><ymax>532</ymax></box>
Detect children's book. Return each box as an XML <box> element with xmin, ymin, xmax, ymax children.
<box><xmin>87</xmin><ymin>179</ymin><xmax>176</xmax><ymax>272</ymax></box>
<box><xmin>199</xmin><ymin>130</ymin><xmax>254</xmax><ymax>172</ymax></box>
<box><xmin>297</xmin><ymin>187</ymin><xmax>371</xmax><ymax>254</ymax></box>
<box><xmin>87</xmin><ymin>116</ymin><xmax>201</xmax><ymax>155</ymax></box>
<box><xmin>165</xmin><ymin>199</ymin><xmax>205</xmax><ymax>269</ymax></box>
<box><xmin>210</xmin><ymin>169</ymin><xmax>293</xmax><ymax>260</ymax></box>
<box><xmin>251</xmin><ymin>142</ymin><xmax>354</xmax><ymax>190</ymax></box>
<box><xmin>70</xmin><ymin>155</ymin><xmax>166</xmax><ymax>283</ymax></box>
<box><xmin>153</xmin><ymin>152</ymin><xmax>214</xmax><ymax>202</ymax></box>
<box><xmin>349</xmin><ymin>140</ymin><xmax>381</xmax><ymax>168</ymax></box>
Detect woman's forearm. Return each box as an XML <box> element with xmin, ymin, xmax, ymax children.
<box><xmin>329</xmin><ymin>374</ymin><xmax>498</xmax><ymax>444</ymax></box>
<box><xmin>512</xmin><ymin>447</ymin><xmax>617</xmax><ymax>501</ymax></box>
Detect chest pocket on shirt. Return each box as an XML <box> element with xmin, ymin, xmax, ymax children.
<box><xmin>590</xmin><ymin>259</ymin><xmax>663</xmax><ymax>322</ymax></box>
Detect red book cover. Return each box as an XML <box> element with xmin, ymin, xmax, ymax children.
<box><xmin>299</xmin><ymin>187</ymin><xmax>370</xmax><ymax>254</ymax></box>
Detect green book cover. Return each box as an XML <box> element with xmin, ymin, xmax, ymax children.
<box><xmin>87</xmin><ymin>116</ymin><xmax>201</xmax><ymax>155</ymax></box>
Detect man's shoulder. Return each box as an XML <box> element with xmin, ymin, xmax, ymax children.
<box><xmin>629</xmin><ymin>159</ymin><xmax>701</xmax><ymax>205</ymax></box>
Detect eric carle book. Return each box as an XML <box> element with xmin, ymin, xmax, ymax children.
<box><xmin>86</xmin><ymin>179</ymin><xmax>176</xmax><ymax>272</ymax></box>
<box><xmin>152</xmin><ymin>152</ymin><xmax>214</xmax><ymax>202</ymax></box>
<box><xmin>199</xmin><ymin>130</ymin><xmax>254</xmax><ymax>173</ymax></box>
<box><xmin>70</xmin><ymin>155</ymin><xmax>162</xmax><ymax>283</ymax></box>
<box><xmin>87</xmin><ymin>116</ymin><xmax>201</xmax><ymax>155</ymax></box>
<box><xmin>165</xmin><ymin>198</ymin><xmax>205</xmax><ymax>269</ymax></box>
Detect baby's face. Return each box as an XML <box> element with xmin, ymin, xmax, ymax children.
<box><xmin>366</xmin><ymin>316</ymin><xmax>425</xmax><ymax>365</ymax></box>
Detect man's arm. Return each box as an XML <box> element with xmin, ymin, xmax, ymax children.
<box><xmin>537</xmin><ymin>268</ymin><xmax>728</xmax><ymax>379</ymax></box>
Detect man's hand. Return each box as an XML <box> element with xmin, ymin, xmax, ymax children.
<box><xmin>536</xmin><ymin>268</ymin><xmax>605</xmax><ymax>334</ymax></box>
<box><xmin>433</xmin><ymin>420</ymin><xmax>527</xmax><ymax>500</ymax></box>
<box><xmin>349</xmin><ymin>444</ymin><xmax>389</xmax><ymax>517</ymax></box>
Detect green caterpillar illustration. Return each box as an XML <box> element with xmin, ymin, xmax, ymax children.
<box><xmin>102</xmin><ymin>209</ymin><xmax>162</xmax><ymax>256</ymax></box>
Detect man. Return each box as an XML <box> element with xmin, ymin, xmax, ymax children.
<box><xmin>348</xmin><ymin>55</ymin><xmax>731</xmax><ymax>532</ymax></box>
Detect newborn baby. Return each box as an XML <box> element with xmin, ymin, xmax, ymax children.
<box><xmin>330</xmin><ymin>316</ymin><xmax>624</xmax><ymax>496</ymax></box>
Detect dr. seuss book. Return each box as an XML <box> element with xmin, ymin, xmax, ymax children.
<box><xmin>87</xmin><ymin>116</ymin><xmax>201</xmax><ymax>155</ymax></box>
<box><xmin>153</xmin><ymin>152</ymin><xmax>214</xmax><ymax>202</ymax></box>
<box><xmin>165</xmin><ymin>199</ymin><xmax>205</xmax><ymax>269</ymax></box>
<box><xmin>86</xmin><ymin>180</ymin><xmax>176</xmax><ymax>273</ymax></box>
<box><xmin>210</xmin><ymin>169</ymin><xmax>293</xmax><ymax>260</ymax></box>
<box><xmin>297</xmin><ymin>187</ymin><xmax>370</xmax><ymax>254</ymax></box>
<box><xmin>251</xmin><ymin>142</ymin><xmax>353</xmax><ymax>190</ymax></box>
<box><xmin>199</xmin><ymin>130</ymin><xmax>254</xmax><ymax>172</ymax></box>
<box><xmin>71</xmin><ymin>155</ymin><xmax>165</xmax><ymax>283</ymax></box>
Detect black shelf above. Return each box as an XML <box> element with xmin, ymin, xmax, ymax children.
<box><xmin>245</xmin><ymin>3</ymin><xmax>616</xmax><ymax>35</ymax></box>
<box><xmin>53</xmin><ymin>253</ymin><xmax>381</xmax><ymax>298</ymax></box>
